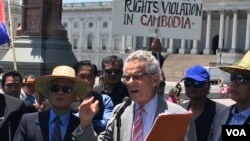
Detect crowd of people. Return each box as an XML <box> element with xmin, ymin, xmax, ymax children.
<box><xmin>0</xmin><ymin>38</ymin><xmax>250</xmax><ymax>141</ymax></box>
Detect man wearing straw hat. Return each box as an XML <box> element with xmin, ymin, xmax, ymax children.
<box><xmin>208</xmin><ymin>51</ymin><xmax>250</xmax><ymax>141</ymax></box>
<box><xmin>14</xmin><ymin>65</ymin><xmax>90</xmax><ymax>141</ymax></box>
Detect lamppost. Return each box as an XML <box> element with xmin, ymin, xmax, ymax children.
<box><xmin>219</xmin><ymin>49</ymin><xmax>222</xmax><ymax>65</ymax></box>
<box><xmin>217</xmin><ymin>48</ymin><xmax>222</xmax><ymax>66</ymax></box>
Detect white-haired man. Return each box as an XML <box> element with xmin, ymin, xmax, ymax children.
<box><xmin>73</xmin><ymin>50</ymin><xmax>197</xmax><ymax>141</ymax></box>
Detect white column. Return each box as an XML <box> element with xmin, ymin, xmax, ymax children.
<box><xmin>132</xmin><ymin>36</ymin><xmax>137</xmax><ymax>51</ymax></box>
<box><xmin>191</xmin><ymin>40</ymin><xmax>198</xmax><ymax>54</ymax></box>
<box><xmin>158</xmin><ymin>37</ymin><xmax>162</xmax><ymax>43</ymax></box>
<box><xmin>121</xmin><ymin>35</ymin><xmax>126</xmax><ymax>53</ymax></box>
<box><xmin>107</xmin><ymin>18</ymin><xmax>112</xmax><ymax>53</ymax></box>
<box><xmin>164</xmin><ymin>38</ymin><xmax>169</xmax><ymax>49</ymax></box>
<box><xmin>68</xmin><ymin>18</ymin><xmax>73</xmax><ymax>48</ymax></box>
<box><xmin>127</xmin><ymin>36</ymin><xmax>133</xmax><ymax>50</ymax></box>
<box><xmin>79</xmin><ymin>18</ymin><xmax>84</xmax><ymax>52</ymax></box>
<box><xmin>204</xmin><ymin>10</ymin><xmax>212</xmax><ymax>54</ymax></box>
<box><xmin>95</xmin><ymin>17</ymin><xmax>101</xmax><ymax>53</ymax></box>
<box><xmin>167</xmin><ymin>38</ymin><xmax>174</xmax><ymax>53</ymax></box>
<box><xmin>179</xmin><ymin>39</ymin><xmax>186</xmax><ymax>54</ymax></box>
<box><xmin>245</xmin><ymin>11</ymin><xmax>250</xmax><ymax>51</ymax></box>
<box><xmin>143</xmin><ymin>37</ymin><xmax>148</xmax><ymax>48</ymax></box>
<box><xmin>218</xmin><ymin>10</ymin><xmax>225</xmax><ymax>50</ymax></box>
<box><xmin>224</xmin><ymin>14</ymin><xmax>230</xmax><ymax>51</ymax></box>
<box><xmin>231</xmin><ymin>10</ymin><xmax>238</xmax><ymax>52</ymax></box>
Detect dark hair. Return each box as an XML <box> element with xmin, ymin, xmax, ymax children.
<box><xmin>161</xmin><ymin>70</ymin><xmax>166</xmax><ymax>81</ymax></box>
<box><xmin>175</xmin><ymin>82</ymin><xmax>182</xmax><ymax>97</ymax></box>
<box><xmin>74</xmin><ymin>60</ymin><xmax>98</xmax><ymax>76</ymax></box>
<box><xmin>101</xmin><ymin>55</ymin><xmax>123</xmax><ymax>69</ymax></box>
<box><xmin>1</xmin><ymin>71</ymin><xmax>23</xmax><ymax>88</ymax></box>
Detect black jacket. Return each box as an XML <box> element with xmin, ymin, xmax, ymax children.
<box><xmin>0</xmin><ymin>94</ymin><xmax>25</xmax><ymax>141</ymax></box>
<box><xmin>13</xmin><ymin>110</ymin><xmax>79</xmax><ymax>141</ymax></box>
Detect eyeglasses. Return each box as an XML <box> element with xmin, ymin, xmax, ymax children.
<box><xmin>184</xmin><ymin>79</ymin><xmax>206</xmax><ymax>88</ymax></box>
<box><xmin>230</xmin><ymin>74</ymin><xmax>250</xmax><ymax>84</ymax></box>
<box><xmin>104</xmin><ymin>68</ymin><xmax>122</xmax><ymax>75</ymax></box>
<box><xmin>159</xmin><ymin>81</ymin><xmax>166</xmax><ymax>89</ymax></box>
<box><xmin>123</xmin><ymin>73</ymin><xmax>152</xmax><ymax>82</ymax></box>
<box><xmin>49</xmin><ymin>84</ymin><xmax>74</xmax><ymax>94</ymax></box>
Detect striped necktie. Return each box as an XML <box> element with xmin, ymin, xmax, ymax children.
<box><xmin>132</xmin><ymin>107</ymin><xmax>144</xmax><ymax>141</ymax></box>
<box><xmin>52</xmin><ymin>116</ymin><xmax>62</xmax><ymax>141</ymax></box>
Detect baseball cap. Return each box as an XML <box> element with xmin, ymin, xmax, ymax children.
<box><xmin>182</xmin><ymin>65</ymin><xmax>210</xmax><ymax>81</ymax></box>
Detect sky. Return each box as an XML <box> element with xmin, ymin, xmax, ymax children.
<box><xmin>63</xmin><ymin>0</ymin><xmax>112</xmax><ymax>3</ymax></box>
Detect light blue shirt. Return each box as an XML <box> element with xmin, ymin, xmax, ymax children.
<box><xmin>134</xmin><ymin>94</ymin><xmax>158</xmax><ymax>141</ymax></box>
<box><xmin>49</xmin><ymin>108</ymin><xmax>71</xmax><ymax>141</ymax></box>
<box><xmin>229</xmin><ymin>106</ymin><xmax>250</xmax><ymax>125</ymax></box>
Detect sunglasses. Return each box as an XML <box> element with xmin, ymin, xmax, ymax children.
<box><xmin>123</xmin><ymin>73</ymin><xmax>151</xmax><ymax>82</ymax></box>
<box><xmin>104</xmin><ymin>68</ymin><xmax>122</xmax><ymax>75</ymax></box>
<box><xmin>5</xmin><ymin>83</ymin><xmax>21</xmax><ymax>88</ymax></box>
<box><xmin>230</xmin><ymin>74</ymin><xmax>250</xmax><ymax>84</ymax></box>
<box><xmin>184</xmin><ymin>79</ymin><xmax>206</xmax><ymax>88</ymax></box>
<box><xmin>49</xmin><ymin>84</ymin><xmax>74</xmax><ymax>94</ymax></box>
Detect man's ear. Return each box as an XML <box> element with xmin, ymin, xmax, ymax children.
<box><xmin>205</xmin><ymin>82</ymin><xmax>211</xmax><ymax>94</ymax></box>
<box><xmin>152</xmin><ymin>74</ymin><xmax>160</xmax><ymax>87</ymax></box>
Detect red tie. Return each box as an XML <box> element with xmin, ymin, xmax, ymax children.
<box><xmin>132</xmin><ymin>107</ymin><xmax>144</xmax><ymax>141</ymax></box>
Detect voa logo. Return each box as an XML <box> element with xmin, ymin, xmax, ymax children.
<box><xmin>226</xmin><ymin>129</ymin><xmax>246</xmax><ymax>136</ymax></box>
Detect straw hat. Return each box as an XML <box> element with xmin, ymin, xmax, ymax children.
<box><xmin>219</xmin><ymin>51</ymin><xmax>250</xmax><ymax>77</ymax></box>
<box><xmin>34</xmin><ymin>65</ymin><xmax>91</xmax><ymax>98</ymax></box>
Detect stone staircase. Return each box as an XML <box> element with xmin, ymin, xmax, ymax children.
<box><xmin>162</xmin><ymin>54</ymin><xmax>217</xmax><ymax>82</ymax></box>
<box><xmin>0</xmin><ymin>48</ymin><xmax>9</xmax><ymax>60</ymax></box>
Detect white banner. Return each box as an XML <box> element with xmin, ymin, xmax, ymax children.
<box><xmin>112</xmin><ymin>0</ymin><xmax>203</xmax><ymax>40</ymax></box>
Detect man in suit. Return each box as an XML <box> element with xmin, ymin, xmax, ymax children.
<box><xmin>0</xmin><ymin>94</ymin><xmax>25</xmax><ymax>141</ymax></box>
<box><xmin>13</xmin><ymin>65</ymin><xmax>90</xmax><ymax>141</ymax></box>
<box><xmin>208</xmin><ymin>51</ymin><xmax>250</xmax><ymax>141</ymax></box>
<box><xmin>73</xmin><ymin>50</ymin><xmax>197</xmax><ymax>141</ymax></box>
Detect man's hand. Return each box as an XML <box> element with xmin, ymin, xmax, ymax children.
<box><xmin>78</xmin><ymin>96</ymin><xmax>99</xmax><ymax>128</ymax></box>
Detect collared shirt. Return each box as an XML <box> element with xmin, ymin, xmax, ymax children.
<box><xmin>49</xmin><ymin>108</ymin><xmax>71</xmax><ymax>141</ymax></box>
<box><xmin>20</xmin><ymin>91</ymin><xmax>38</xmax><ymax>105</ymax></box>
<box><xmin>229</xmin><ymin>106</ymin><xmax>250</xmax><ymax>125</ymax></box>
<box><xmin>134</xmin><ymin>94</ymin><xmax>158</xmax><ymax>140</ymax></box>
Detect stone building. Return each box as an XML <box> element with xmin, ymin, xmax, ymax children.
<box><xmin>62</xmin><ymin>0</ymin><xmax>250</xmax><ymax>69</ymax></box>
<box><xmin>2</xmin><ymin>0</ymin><xmax>250</xmax><ymax>71</ymax></box>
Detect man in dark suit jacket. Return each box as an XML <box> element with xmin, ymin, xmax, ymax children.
<box><xmin>0</xmin><ymin>94</ymin><xmax>25</xmax><ymax>141</ymax></box>
<box><xmin>13</xmin><ymin>65</ymin><xmax>90</xmax><ymax>141</ymax></box>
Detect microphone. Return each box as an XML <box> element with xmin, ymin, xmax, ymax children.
<box><xmin>107</xmin><ymin>97</ymin><xmax>132</xmax><ymax>126</ymax></box>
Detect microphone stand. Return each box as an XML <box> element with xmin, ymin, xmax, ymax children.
<box><xmin>116</xmin><ymin>116</ymin><xmax>121</xmax><ymax>141</ymax></box>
